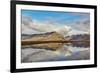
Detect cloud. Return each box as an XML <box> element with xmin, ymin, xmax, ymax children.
<box><xmin>69</xmin><ymin>18</ymin><xmax>90</xmax><ymax>33</ymax></box>
<box><xmin>75</xmin><ymin>19</ymin><xmax>90</xmax><ymax>32</ymax></box>
<box><xmin>22</xmin><ymin>16</ymin><xmax>72</xmax><ymax>36</ymax></box>
<box><xmin>69</xmin><ymin>12</ymin><xmax>90</xmax><ymax>33</ymax></box>
<box><xmin>68</xmin><ymin>29</ymin><xmax>88</xmax><ymax>35</ymax></box>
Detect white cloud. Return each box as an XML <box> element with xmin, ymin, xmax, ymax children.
<box><xmin>22</xmin><ymin>16</ymin><xmax>72</xmax><ymax>36</ymax></box>
<box><xmin>68</xmin><ymin>29</ymin><xmax>88</xmax><ymax>35</ymax></box>
<box><xmin>22</xmin><ymin>15</ymin><xmax>90</xmax><ymax>36</ymax></box>
<box><xmin>71</xmin><ymin>18</ymin><xmax>90</xmax><ymax>33</ymax></box>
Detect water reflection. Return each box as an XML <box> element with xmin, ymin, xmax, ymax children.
<box><xmin>21</xmin><ymin>42</ymin><xmax>90</xmax><ymax>63</ymax></box>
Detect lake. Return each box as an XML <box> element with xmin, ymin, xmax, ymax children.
<box><xmin>21</xmin><ymin>43</ymin><xmax>90</xmax><ymax>63</ymax></box>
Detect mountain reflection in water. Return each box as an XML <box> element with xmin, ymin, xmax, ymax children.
<box><xmin>21</xmin><ymin>42</ymin><xmax>90</xmax><ymax>63</ymax></box>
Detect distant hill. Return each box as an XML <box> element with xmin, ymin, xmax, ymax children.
<box><xmin>66</xmin><ymin>34</ymin><xmax>90</xmax><ymax>41</ymax></box>
<box><xmin>22</xmin><ymin>32</ymin><xmax>65</xmax><ymax>41</ymax></box>
<box><xmin>22</xmin><ymin>32</ymin><xmax>90</xmax><ymax>49</ymax></box>
<box><xmin>22</xmin><ymin>32</ymin><xmax>65</xmax><ymax>50</ymax></box>
<box><xmin>65</xmin><ymin>34</ymin><xmax>90</xmax><ymax>47</ymax></box>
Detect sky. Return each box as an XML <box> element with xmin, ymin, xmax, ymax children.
<box><xmin>21</xmin><ymin>9</ymin><xmax>90</xmax><ymax>35</ymax></box>
<box><xmin>21</xmin><ymin>9</ymin><xmax>90</xmax><ymax>25</ymax></box>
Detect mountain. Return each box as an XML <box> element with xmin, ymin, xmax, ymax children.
<box><xmin>65</xmin><ymin>34</ymin><xmax>90</xmax><ymax>47</ymax></box>
<box><xmin>66</xmin><ymin>34</ymin><xmax>90</xmax><ymax>41</ymax></box>
<box><xmin>22</xmin><ymin>31</ymin><xmax>65</xmax><ymax>41</ymax></box>
<box><xmin>22</xmin><ymin>32</ymin><xmax>65</xmax><ymax>50</ymax></box>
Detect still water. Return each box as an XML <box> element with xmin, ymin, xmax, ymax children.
<box><xmin>21</xmin><ymin>44</ymin><xmax>90</xmax><ymax>63</ymax></box>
